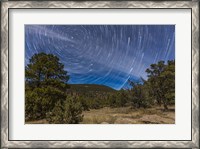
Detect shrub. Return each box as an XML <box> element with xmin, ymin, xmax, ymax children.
<box><xmin>25</xmin><ymin>86</ymin><xmax>66</xmax><ymax>120</ymax></box>
<box><xmin>47</xmin><ymin>95</ymin><xmax>83</xmax><ymax>124</ymax></box>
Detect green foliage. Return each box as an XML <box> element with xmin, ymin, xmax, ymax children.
<box><xmin>108</xmin><ymin>93</ymin><xmax>117</xmax><ymax>107</ymax></box>
<box><xmin>116</xmin><ymin>90</ymin><xmax>128</xmax><ymax>107</ymax></box>
<box><xmin>47</xmin><ymin>95</ymin><xmax>84</xmax><ymax>124</ymax></box>
<box><xmin>146</xmin><ymin>60</ymin><xmax>175</xmax><ymax>110</ymax></box>
<box><xmin>88</xmin><ymin>97</ymin><xmax>103</xmax><ymax>109</ymax></box>
<box><xmin>25</xmin><ymin>86</ymin><xmax>67</xmax><ymax>120</ymax></box>
<box><xmin>107</xmin><ymin>90</ymin><xmax>128</xmax><ymax>108</ymax></box>
<box><xmin>69</xmin><ymin>84</ymin><xmax>116</xmax><ymax>93</ymax></box>
<box><xmin>46</xmin><ymin>100</ymin><xmax>64</xmax><ymax>123</ymax></box>
<box><xmin>25</xmin><ymin>89</ymin><xmax>41</xmax><ymax>120</ymax></box>
<box><xmin>126</xmin><ymin>60</ymin><xmax>175</xmax><ymax>110</ymax></box>
<box><xmin>25</xmin><ymin>52</ymin><xmax>69</xmax><ymax>90</ymax></box>
<box><xmin>25</xmin><ymin>52</ymin><xmax>175</xmax><ymax>123</ymax></box>
<box><xmin>64</xmin><ymin>95</ymin><xmax>84</xmax><ymax>123</ymax></box>
<box><xmin>129</xmin><ymin>82</ymin><xmax>150</xmax><ymax>108</ymax></box>
<box><xmin>25</xmin><ymin>53</ymin><xmax>69</xmax><ymax>120</ymax></box>
<box><xmin>78</xmin><ymin>96</ymin><xmax>90</xmax><ymax>111</ymax></box>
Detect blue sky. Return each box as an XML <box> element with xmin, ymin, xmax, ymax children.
<box><xmin>25</xmin><ymin>25</ymin><xmax>175</xmax><ymax>90</ymax></box>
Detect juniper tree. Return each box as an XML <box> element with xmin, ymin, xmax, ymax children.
<box><xmin>146</xmin><ymin>60</ymin><xmax>175</xmax><ymax>110</ymax></box>
<box><xmin>47</xmin><ymin>95</ymin><xmax>83</xmax><ymax>124</ymax></box>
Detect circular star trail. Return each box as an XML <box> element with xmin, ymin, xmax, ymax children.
<box><xmin>25</xmin><ymin>25</ymin><xmax>175</xmax><ymax>90</ymax></box>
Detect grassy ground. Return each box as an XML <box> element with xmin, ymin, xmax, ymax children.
<box><xmin>81</xmin><ymin>106</ymin><xmax>175</xmax><ymax>124</ymax></box>
<box><xmin>26</xmin><ymin>119</ymin><xmax>48</xmax><ymax>124</ymax></box>
<box><xmin>26</xmin><ymin>105</ymin><xmax>175</xmax><ymax>124</ymax></box>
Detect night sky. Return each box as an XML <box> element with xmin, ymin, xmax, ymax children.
<box><xmin>25</xmin><ymin>25</ymin><xmax>175</xmax><ymax>90</ymax></box>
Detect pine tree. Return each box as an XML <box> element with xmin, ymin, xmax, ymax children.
<box><xmin>25</xmin><ymin>53</ymin><xmax>69</xmax><ymax>120</ymax></box>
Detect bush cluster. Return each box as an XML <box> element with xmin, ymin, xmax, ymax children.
<box><xmin>25</xmin><ymin>53</ymin><xmax>175</xmax><ymax>123</ymax></box>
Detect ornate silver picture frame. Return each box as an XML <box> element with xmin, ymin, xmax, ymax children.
<box><xmin>1</xmin><ymin>1</ymin><xmax>199</xmax><ymax>148</ymax></box>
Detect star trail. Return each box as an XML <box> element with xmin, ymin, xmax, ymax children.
<box><xmin>25</xmin><ymin>25</ymin><xmax>175</xmax><ymax>90</ymax></box>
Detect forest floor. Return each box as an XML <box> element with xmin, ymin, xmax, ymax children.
<box><xmin>26</xmin><ymin>105</ymin><xmax>175</xmax><ymax>124</ymax></box>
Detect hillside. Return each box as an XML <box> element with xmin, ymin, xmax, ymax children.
<box><xmin>67</xmin><ymin>84</ymin><xmax>116</xmax><ymax>93</ymax></box>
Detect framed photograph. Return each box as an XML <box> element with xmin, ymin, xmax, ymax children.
<box><xmin>1</xmin><ymin>1</ymin><xmax>199</xmax><ymax>148</ymax></box>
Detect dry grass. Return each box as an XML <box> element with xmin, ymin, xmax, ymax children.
<box><xmin>26</xmin><ymin>119</ymin><xmax>48</xmax><ymax>124</ymax></box>
<box><xmin>26</xmin><ymin>105</ymin><xmax>175</xmax><ymax>124</ymax></box>
<box><xmin>81</xmin><ymin>105</ymin><xmax>175</xmax><ymax>124</ymax></box>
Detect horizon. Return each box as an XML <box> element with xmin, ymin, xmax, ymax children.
<box><xmin>68</xmin><ymin>83</ymin><xmax>126</xmax><ymax>91</ymax></box>
<box><xmin>25</xmin><ymin>25</ymin><xmax>175</xmax><ymax>90</ymax></box>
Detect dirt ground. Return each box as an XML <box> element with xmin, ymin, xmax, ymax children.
<box><xmin>81</xmin><ymin>106</ymin><xmax>175</xmax><ymax>124</ymax></box>
<box><xmin>26</xmin><ymin>105</ymin><xmax>175</xmax><ymax>124</ymax></box>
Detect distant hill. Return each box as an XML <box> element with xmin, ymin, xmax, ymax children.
<box><xmin>67</xmin><ymin>84</ymin><xmax>116</xmax><ymax>93</ymax></box>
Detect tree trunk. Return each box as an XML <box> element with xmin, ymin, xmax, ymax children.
<box><xmin>163</xmin><ymin>103</ymin><xmax>168</xmax><ymax>111</ymax></box>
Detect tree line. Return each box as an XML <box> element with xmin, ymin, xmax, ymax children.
<box><xmin>25</xmin><ymin>53</ymin><xmax>175</xmax><ymax>124</ymax></box>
